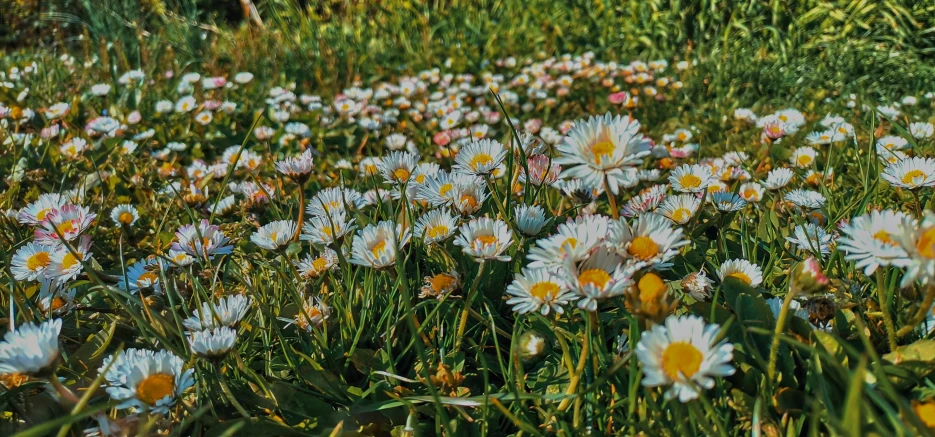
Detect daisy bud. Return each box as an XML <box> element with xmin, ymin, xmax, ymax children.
<box><xmin>791</xmin><ymin>257</ymin><xmax>829</xmax><ymax>295</ymax></box>
<box><xmin>517</xmin><ymin>331</ymin><xmax>547</xmax><ymax>362</ymax></box>
<box><xmin>625</xmin><ymin>272</ymin><xmax>678</xmax><ymax>324</ymax></box>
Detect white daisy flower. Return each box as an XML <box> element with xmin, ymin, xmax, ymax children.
<box><xmin>565</xmin><ymin>248</ymin><xmax>641</xmax><ymax>311</ymax></box>
<box><xmin>274</xmin><ymin>148</ymin><xmax>314</xmax><ymax>181</ymax></box>
<box><xmin>710</xmin><ymin>192</ymin><xmax>747</xmax><ymax>213</ymax></box>
<box><xmin>895</xmin><ymin>211</ymin><xmax>935</xmax><ymax>287</ymax></box>
<box><xmin>188</xmin><ymin>327</ymin><xmax>238</xmax><ymax>359</ymax></box>
<box><xmin>527</xmin><ymin>215</ymin><xmax>608</xmax><ymax>270</ymax></box>
<box><xmin>34</xmin><ymin>204</ymin><xmax>96</xmax><ymax>245</ymax></box>
<box><xmin>620</xmin><ymin>185</ymin><xmax>667</xmax><ymax>218</ymax></box>
<box><xmin>514</xmin><ymin>204</ymin><xmax>549</xmax><ymax>237</ymax></box>
<box><xmin>717</xmin><ymin>259</ymin><xmax>763</xmax><ymax>287</ymax></box>
<box><xmin>738</xmin><ymin>182</ymin><xmax>764</xmax><ymax>203</ymax></box>
<box><xmin>453</xmin><ymin>139</ymin><xmax>506</xmax><ymax>176</ymax></box>
<box><xmin>0</xmin><ymin>318</ymin><xmax>62</xmax><ymax>376</ymax></box>
<box><xmin>657</xmin><ymin>194</ymin><xmax>702</xmax><ymax>225</ymax></box>
<box><xmin>837</xmin><ymin>210</ymin><xmax>911</xmax><ymax>275</ymax></box>
<box><xmin>881</xmin><ymin>156</ymin><xmax>935</xmax><ymax>190</ymax></box>
<box><xmin>11</xmin><ymin>242</ymin><xmax>55</xmax><ymax>281</ymax></box>
<box><xmin>18</xmin><ymin>193</ymin><xmax>67</xmax><ymax>226</ymax></box>
<box><xmin>251</xmin><ymin>220</ymin><xmax>297</xmax><ymax>251</ymax></box>
<box><xmin>290</xmin><ymin>296</ymin><xmax>331</xmax><ymax>331</ymax></box>
<box><xmin>784</xmin><ymin>189</ymin><xmax>826</xmax><ymax>210</ymax></box>
<box><xmin>506</xmin><ymin>268</ymin><xmax>577</xmax><ymax>315</ymax></box>
<box><xmin>668</xmin><ymin>164</ymin><xmax>713</xmax><ymax>193</ymax></box>
<box><xmin>183</xmin><ymin>295</ymin><xmax>252</xmax><ymax>331</ymax></box>
<box><xmin>449</xmin><ymin>180</ymin><xmax>489</xmax><ymax>216</ymax></box>
<box><xmin>379</xmin><ymin>151</ymin><xmax>420</xmax><ymax>185</ymax></box>
<box><xmin>294</xmin><ymin>249</ymin><xmax>339</xmax><ymax>279</ymax></box>
<box><xmin>171</xmin><ymin>220</ymin><xmax>234</xmax><ymax>259</ymax></box>
<box><xmin>306</xmin><ymin>187</ymin><xmax>363</xmax><ymax>217</ymax></box>
<box><xmin>909</xmin><ymin>122</ymin><xmax>934</xmax><ymax>139</ymax></box>
<box><xmin>606</xmin><ymin>213</ymin><xmax>689</xmax><ymax>269</ymax></box>
<box><xmin>763</xmin><ymin>168</ymin><xmax>794</xmax><ymax>191</ymax></box>
<box><xmin>636</xmin><ymin>314</ymin><xmax>735</xmax><ymax>402</ymax></box>
<box><xmin>350</xmin><ymin>221</ymin><xmax>411</xmax><ymax>269</ymax></box>
<box><xmin>110</xmin><ymin>204</ymin><xmax>139</xmax><ymax>227</ymax></box>
<box><xmin>876</xmin><ymin>136</ymin><xmax>908</xmax><ymax>151</ymax></box>
<box><xmin>786</xmin><ymin>223</ymin><xmax>834</xmax><ymax>258</ymax></box>
<box><xmin>790</xmin><ymin>146</ymin><xmax>818</xmax><ymax>168</ymax></box>
<box><xmin>36</xmin><ymin>280</ymin><xmax>77</xmax><ymax>316</ymax></box>
<box><xmin>413</xmin><ymin>209</ymin><xmax>458</xmax><ymax>244</ymax></box>
<box><xmin>301</xmin><ymin>210</ymin><xmax>356</xmax><ymax>246</ymax></box>
<box><xmin>101</xmin><ymin>348</ymin><xmax>194</xmax><ymax>414</ymax></box>
<box><xmin>46</xmin><ymin>236</ymin><xmax>93</xmax><ymax>283</ymax></box>
<box><xmin>117</xmin><ymin>258</ymin><xmax>163</xmax><ymax>295</ymax></box>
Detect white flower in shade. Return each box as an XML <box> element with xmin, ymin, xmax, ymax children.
<box><xmin>786</xmin><ymin>223</ymin><xmax>834</xmax><ymax>258</ymax></box>
<box><xmin>519</xmin><ymin>154</ymin><xmax>561</xmax><ymax>186</ymax></box>
<box><xmin>46</xmin><ymin>235</ymin><xmax>93</xmax><ymax>283</ymax></box>
<box><xmin>350</xmin><ymin>221</ymin><xmax>411</xmax><ymax>269</ymax></box>
<box><xmin>454</xmin><ymin>139</ymin><xmax>506</xmax><ymax>176</ymax></box>
<box><xmin>453</xmin><ymin>217</ymin><xmax>514</xmax><ymax>262</ymax></box>
<box><xmin>110</xmin><ymin>204</ymin><xmax>139</xmax><ymax>227</ymax></box>
<box><xmin>117</xmin><ymin>258</ymin><xmax>163</xmax><ymax>295</ymax></box>
<box><xmin>155</xmin><ymin>100</ymin><xmax>173</xmax><ymax>113</ymax></box>
<box><xmin>294</xmin><ymin>249</ymin><xmax>339</xmax><ymax>279</ymax></box>
<box><xmin>102</xmin><ymin>348</ymin><xmax>194</xmax><ymax>414</ymax></box>
<box><xmin>171</xmin><ymin>220</ymin><xmax>234</xmax><ymax>259</ymax></box>
<box><xmin>668</xmin><ymin>164</ymin><xmax>713</xmax><ymax>193</ymax></box>
<box><xmin>636</xmin><ymin>315</ymin><xmax>735</xmax><ymax>402</ymax></box>
<box><xmin>877</xmin><ymin>136</ymin><xmax>909</xmax><ymax>151</ymax></box>
<box><xmin>34</xmin><ymin>204</ymin><xmax>96</xmax><ymax>245</ymax></box>
<box><xmin>420</xmin><ymin>270</ymin><xmax>461</xmax><ymax>299</ymax></box>
<box><xmin>301</xmin><ymin>210</ymin><xmax>356</xmax><ymax>246</ymax></box>
<box><xmin>251</xmin><ymin>220</ymin><xmax>297</xmax><ymax>250</ymax></box>
<box><xmin>36</xmin><ymin>280</ymin><xmax>77</xmax><ymax>315</ymax></box>
<box><xmin>620</xmin><ymin>185</ymin><xmax>667</xmax><ymax>218</ymax></box>
<box><xmin>194</xmin><ymin>111</ymin><xmax>213</xmax><ymax>125</ymax></box>
<box><xmin>837</xmin><ymin>210</ymin><xmax>911</xmax><ymax>275</ymax></box>
<box><xmin>414</xmin><ymin>209</ymin><xmax>458</xmax><ymax>244</ymax></box>
<box><xmin>275</xmin><ymin>149</ymin><xmax>314</xmax><ymax>181</ymax></box>
<box><xmin>306</xmin><ymin>187</ymin><xmax>363</xmax><ymax>217</ymax></box>
<box><xmin>606</xmin><ymin>213</ymin><xmax>689</xmax><ymax>269</ymax></box>
<box><xmin>11</xmin><ymin>242</ymin><xmax>55</xmax><ymax>281</ymax></box>
<box><xmin>909</xmin><ymin>122</ymin><xmax>934</xmax><ymax>139</ymax></box>
<box><xmin>881</xmin><ymin>156</ymin><xmax>935</xmax><ymax>190</ymax></box>
<box><xmin>164</xmin><ymin>249</ymin><xmax>195</xmax><ymax>268</ymax></box>
<box><xmin>565</xmin><ymin>248</ymin><xmax>641</xmax><ymax>312</ymax></box>
<box><xmin>506</xmin><ymin>268</ymin><xmax>577</xmax><ymax>315</ymax></box>
<box><xmin>718</xmin><ymin>259</ymin><xmax>764</xmax><ymax>287</ymax></box>
<box><xmin>188</xmin><ymin>327</ymin><xmax>237</xmax><ymax>359</ymax></box>
<box><xmin>449</xmin><ymin>180</ymin><xmax>489</xmax><ymax>216</ymax></box>
<box><xmin>763</xmin><ymin>167</ymin><xmax>794</xmax><ymax>191</ymax></box>
<box><xmin>514</xmin><ymin>204</ymin><xmax>549</xmax><ymax>237</ymax></box>
<box><xmin>528</xmin><ymin>214</ymin><xmax>609</xmax><ymax>269</ymax></box>
<box><xmin>710</xmin><ymin>192</ymin><xmax>747</xmax><ymax>213</ymax></box>
<box><xmin>379</xmin><ymin>151</ymin><xmax>420</xmax><ymax>185</ymax></box>
<box><xmin>554</xmin><ymin>113</ymin><xmax>652</xmax><ymax>194</ymax></box>
<box><xmin>657</xmin><ymin>194</ymin><xmax>701</xmax><ymax>225</ymax></box>
<box><xmin>290</xmin><ymin>296</ymin><xmax>331</xmax><ymax>331</ymax></box>
<box><xmin>790</xmin><ymin>146</ymin><xmax>818</xmax><ymax>168</ymax></box>
<box><xmin>738</xmin><ymin>182</ymin><xmax>765</xmax><ymax>203</ymax></box>
<box><xmin>784</xmin><ymin>189</ymin><xmax>826</xmax><ymax>210</ymax></box>
<box><xmin>0</xmin><ymin>318</ymin><xmax>62</xmax><ymax>376</ymax></box>
<box><xmin>18</xmin><ymin>193</ymin><xmax>67</xmax><ymax>226</ymax></box>
<box><xmin>183</xmin><ymin>295</ymin><xmax>252</xmax><ymax>331</ymax></box>
<box><xmin>895</xmin><ymin>211</ymin><xmax>935</xmax><ymax>287</ymax></box>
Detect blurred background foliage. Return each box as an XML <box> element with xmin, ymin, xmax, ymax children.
<box><xmin>2</xmin><ymin>0</ymin><xmax>935</xmax><ymax>102</ymax></box>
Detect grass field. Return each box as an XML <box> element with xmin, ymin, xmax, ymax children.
<box><xmin>2</xmin><ymin>1</ymin><xmax>935</xmax><ymax>436</ymax></box>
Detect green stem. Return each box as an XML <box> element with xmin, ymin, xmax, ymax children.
<box><xmin>767</xmin><ymin>286</ymin><xmax>796</xmax><ymax>384</ymax></box>
<box><xmin>455</xmin><ymin>262</ymin><xmax>486</xmax><ymax>351</ymax></box>
<box><xmin>218</xmin><ymin>371</ymin><xmax>251</xmax><ymax>418</ymax></box>
<box><xmin>896</xmin><ymin>284</ymin><xmax>935</xmax><ymax>337</ymax></box>
<box><xmin>877</xmin><ymin>268</ymin><xmax>898</xmax><ymax>351</ymax></box>
<box><xmin>603</xmin><ymin>175</ymin><xmax>619</xmax><ymax>219</ymax></box>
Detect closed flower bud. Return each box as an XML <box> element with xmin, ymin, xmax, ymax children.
<box><xmin>517</xmin><ymin>331</ymin><xmax>547</xmax><ymax>362</ymax></box>
<box><xmin>791</xmin><ymin>257</ymin><xmax>829</xmax><ymax>295</ymax></box>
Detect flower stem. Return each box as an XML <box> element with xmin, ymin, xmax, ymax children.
<box><xmin>911</xmin><ymin>189</ymin><xmax>923</xmax><ymax>218</ymax></box>
<box><xmin>876</xmin><ymin>269</ymin><xmax>898</xmax><ymax>351</ymax></box>
<box><xmin>455</xmin><ymin>262</ymin><xmax>486</xmax><ymax>351</ymax></box>
<box><xmin>293</xmin><ymin>182</ymin><xmax>305</xmax><ymax>241</ymax></box>
<box><xmin>767</xmin><ymin>286</ymin><xmax>796</xmax><ymax>384</ymax></box>
<box><xmin>896</xmin><ymin>284</ymin><xmax>935</xmax><ymax>337</ymax></box>
<box><xmin>557</xmin><ymin>332</ymin><xmax>590</xmax><ymax>411</ymax></box>
<box><xmin>603</xmin><ymin>175</ymin><xmax>619</xmax><ymax>219</ymax></box>
<box><xmin>218</xmin><ymin>370</ymin><xmax>251</xmax><ymax>418</ymax></box>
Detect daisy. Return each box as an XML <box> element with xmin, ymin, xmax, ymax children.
<box><xmin>453</xmin><ymin>139</ymin><xmax>507</xmax><ymax>177</ymax></box>
<box><xmin>291</xmin><ymin>296</ymin><xmax>331</xmax><ymax>331</ymax></box>
<box><xmin>350</xmin><ymin>221</ymin><xmax>411</xmax><ymax>269</ymax></box>
<box><xmin>657</xmin><ymin>194</ymin><xmax>701</xmax><ymax>225</ymax></box>
<box><xmin>110</xmin><ymin>204</ymin><xmax>139</xmax><ymax>227</ymax></box>
<box><xmin>763</xmin><ymin>168</ymin><xmax>794</xmax><ymax>191</ymax></box>
<box><xmin>877</xmin><ymin>136</ymin><xmax>908</xmax><ymax>151</ymax></box>
<box><xmin>117</xmin><ymin>258</ymin><xmax>163</xmax><ymax>294</ymax></box>
<box><xmin>171</xmin><ymin>220</ymin><xmax>234</xmax><ymax>259</ymax></box>
<box><xmin>786</xmin><ymin>223</ymin><xmax>834</xmax><ymax>258</ymax></box>
<box><xmin>620</xmin><ymin>185</ymin><xmax>667</xmax><ymax>217</ymax></box>
<box><xmin>359</xmin><ymin>157</ymin><xmax>383</xmax><ymax>177</ymax></box>
<box><xmin>527</xmin><ymin>215</ymin><xmax>608</xmax><ymax>269</ymax></box>
<box><xmin>606</xmin><ymin>213</ymin><xmax>689</xmax><ymax>269</ymax></box>
<box><xmin>175</xmin><ymin>96</ymin><xmax>197</xmax><ymax>113</ymax></box>
<box><xmin>895</xmin><ymin>211</ymin><xmax>935</xmax><ymax>287</ymax></box>
<box><xmin>414</xmin><ymin>209</ymin><xmax>458</xmax><ymax>244</ymax></box>
<box><xmin>420</xmin><ymin>270</ymin><xmax>461</xmax><ymax>299</ymax></box>
<box><xmin>11</xmin><ymin>242</ymin><xmax>55</xmax><ymax>281</ymax></box>
<box><xmin>636</xmin><ymin>314</ymin><xmax>735</xmax><ymax>402</ymax></box>
<box><xmin>837</xmin><ymin>210</ymin><xmax>911</xmax><ymax>275</ymax></box>
<box><xmin>519</xmin><ymin>154</ymin><xmax>561</xmax><ymax>187</ymax></box>
<box><xmin>0</xmin><ymin>318</ymin><xmax>62</xmax><ymax>377</ymax></box>
<box><xmin>306</xmin><ymin>187</ymin><xmax>363</xmax><ymax>217</ymax></box>
<box><xmin>274</xmin><ymin>148</ymin><xmax>314</xmax><ymax>182</ymax></box>
<box><xmin>188</xmin><ymin>327</ymin><xmax>238</xmax><ymax>359</ymax></box>
<box><xmin>738</xmin><ymin>182</ymin><xmax>764</xmax><ymax>203</ymax></box>
<box><xmin>183</xmin><ymin>295</ymin><xmax>252</xmax><ymax>331</ymax></box>
<box><xmin>506</xmin><ymin>268</ymin><xmax>577</xmax><ymax>315</ymax></box>
<box><xmin>36</xmin><ymin>280</ymin><xmax>77</xmax><ymax>316</ymax></box>
<box><xmin>881</xmin><ymin>157</ymin><xmax>935</xmax><ymax>190</ymax></box>
<box><xmin>301</xmin><ymin>210</ymin><xmax>355</xmax><ymax>246</ymax></box>
<box><xmin>718</xmin><ymin>259</ymin><xmax>763</xmax><ymax>287</ymax></box>
<box><xmin>46</xmin><ymin>236</ymin><xmax>93</xmax><ymax>283</ymax></box>
<box><xmin>449</xmin><ymin>180</ymin><xmax>489</xmax><ymax>216</ymax></box>
<box><xmin>785</xmin><ymin>189</ymin><xmax>826</xmax><ymax>210</ymax></box>
<box><xmin>514</xmin><ymin>204</ymin><xmax>549</xmax><ymax>237</ymax></box>
<box><xmin>710</xmin><ymin>192</ymin><xmax>747</xmax><ymax>213</ymax></box>
<box><xmin>34</xmin><ymin>204</ymin><xmax>96</xmax><ymax>245</ymax></box>
<box><xmin>18</xmin><ymin>193</ymin><xmax>67</xmax><ymax>226</ymax></box>
<box><xmin>554</xmin><ymin>112</ymin><xmax>652</xmax><ymax>194</ymax></box>
<box><xmin>565</xmin><ymin>248</ymin><xmax>640</xmax><ymax>311</ymax></box>
<box><xmin>790</xmin><ymin>146</ymin><xmax>818</xmax><ymax>168</ymax></box>
<box><xmin>668</xmin><ymin>164</ymin><xmax>713</xmax><ymax>193</ymax></box>
<box><xmin>251</xmin><ymin>220</ymin><xmax>298</xmax><ymax>251</ymax></box>
<box><xmin>101</xmin><ymin>348</ymin><xmax>194</xmax><ymax>414</ymax></box>
<box><xmin>294</xmin><ymin>249</ymin><xmax>339</xmax><ymax>279</ymax></box>
<box><xmin>806</xmin><ymin>130</ymin><xmax>836</xmax><ymax>145</ymax></box>
<box><xmin>379</xmin><ymin>151</ymin><xmax>420</xmax><ymax>185</ymax></box>
<box><xmin>453</xmin><ymin>217</ymin><xmax>514</xmax><ymax>262</ymax></box>
<box><xmin>909</xmin><ymin>122</ymin><xmax>934</xmax><ymax>139</ymax></box>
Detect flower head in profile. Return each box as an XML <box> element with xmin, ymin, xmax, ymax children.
<box><xmin>171</xmin><ymin>220</ymin><xmax>234</xmax><ymax>259</ymax></box>
<box><xmin>101</xmin><ymin>348</ymin><xmax>195</xmax><ymax>414</ymax></box>
<box><xmin>295</xmin><ymin>249</ymin><xmax>339</xmax><ymax>279</ymax></box>
<box><xmin>117</xmin><ymin>258</ymin><xmax>163</xmax><ymax>295</ymax></box>
<box><xmin>514</xmin><ymin>204</ymin><xmax>549</xmax><ymax>237</ymax></box>
<box><xmin>188</xmin><ymin>327</ymin><xmax>238</xmax><ymax>360</ymax></box>
<box><xmin>881</xmin><ymin>157</ymin><xmax>935</xmax><ymax>190</ymax></box>
<box><xmin>183</xmin><ymin>295</ymin><xmax>252</xmax><ymax>331</ymax></box>
<box><xmin>251</xmin><ymin>220</ymin><xmax>298</xmax><ymax>251</ymax></box>
<box><xmin>350</xmin><ymin>221</ymin><xmax>411</xmax><ymax>269</ymax></box>
<box><xmin>0</xmin><ymin>318</ymin><xmax>62</xmax><ymax>377</ymax></box>
<box><xmin>717</xmin><ymin>259</ymin><xmax>763</xmax><ymax>287</ymax></box>
<box><xmin>636</xmin><ymin>315</ymin><xmax>735</xmax><ymax>402</ymax></box>
<box><xmin>414</xmin><ymin>209</ymin><xmax>458</xmax><ymax>244</ymax></box>
<box><xmin>837</xmin><ymin>210</ymin><xmax>911</xmax><ymax>275</ymax></box>
<box><xmin>275</xmin><ymin>148</ymin><xmax>314</xmax><ymax>182</ymax></box>
<box><xmin>895</xmin><ymin>211</ymin><xmax>935</xmax><ymax>287</ymax></box>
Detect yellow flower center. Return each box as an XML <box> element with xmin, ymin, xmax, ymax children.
<box><xmin>393</xmin><ymin>168</ymin><xmax>411</xmax><ymax>181</ymax></box>
<box><xmin>902</xmin><ymin>169</ymin><xmax>925</xmax><ymax>185</ymax></box>
<box><xmin>916</xmin><ymin>227</ymin><xmax>935</xmax><ymax>259</ymax></box>
<box><xmin>430</xmin><ymin>274</ymin><xmax>457</xmax><ymax>293</ymax></box>
<box><xmin>671</xmin><ymin>208</ymin><xmax>690</xmax><ymax>223</ymax></box>
<box><xmin>365</xmin><ymin>164</ymin><xmax>377</xmax><ymax>175</ymax></box>
<box><xmin>427</xmin><ymin>225</ymin><xmax>449</xmax><ymax>239</ymax></box>
<box><xmin>136</xmin><ymin>373</ymin><xmax>175</xmax><ymax>406</ymax></box>
<box><xmin>579</xmin><ymin>269</ymin><xmax>612</xmax><ymax>290</ymax></box>
<box><xmin>679</xmin><ymin>174</ymin><xmax>702</xmax><ymax>190</ymax></box>
<box><xmin>796</xmin><ymin>155</ymin><xmax>813</xmax><ymax>167</ymax></box>
<box><xmin>470</xmin><ymin>153</ymin><xmax>494</xmax><ymax>170</ymax></box>
<box><xmin>677</xmin><ymin>132</ymin><xmax>687</xmax><ymax>141</ymax></box>
<box><xmin>56</xmin><ymin>220</ymin><xmax>76</xmax><ymax>236</ymax></box>
<box><xmin>270</xmin><ymin>232</ymin><xmax>278</xmax><ymax>242</ymax></box>
<box><xmin>27</xmin><ymin>251</ymin><xmax>51</xmax><ymax>271</ymax></box>
<box><xmin>312</xmin><ymin>257</ymin><xmax>328</xmax><ymax>272</ymax></box>
<box><xmin>439</xmin><ymin>183</ymin><xmax>454</xmax><ymax>197</ymax></box>
<box><xmin>743</xmin><ymin>188</ymin><xmax>758</xmax><ymax>200</ymax></box>
<box><xmin>61</xmin><ymin>252</ymin><xmax>82</xmax><ymax>270</ymax></box>
<box><xmin>118</xmin><ymin>212</ymin><xmax>134</xmax><ymax>224</ymax></box>
<box><xmin>559</xmin><ymin>237</ymin><xmax>578</xmax><ymax>254</ymax></box>
<box><xmin>591</xmin><ymin>140</ymin><xmax>615</xmax><ymax>165</ymax></box>
<box><xmin>371</xmin><ymin>240</ymin><xmax>388</xmax><ymax>257</ymax></box>
<box><xmin>661</xmin><ymin>342</ymin><xmax>703</xmax><ymax>380</ymax></box>
<box><xmin>530</xmin><ymin>281</ymin><xmax>560</xmax><ymax>301</ymax></box>
<box><xmin>474</xmin><ymin>235</ymin><xmax>499</xmax><ymax>247</ymax></box>
<box><xmin>36</xmin><ymin>208</ymin><xmax>51</xmax><ymax>221</ymax></box>
<box><xmin>49</xmin><ymin>297</ymin><xmax>66</xmax><ymax>312</ymax></box>
<box><xmin>415</xmin><ymin>174</ymin><xmax>426</xmax><ymax>184</ymax></box>
<box><xmin>637</xmin><ymin>273</ymin><xmax>667</xmax><ymax>303</ymax></box>
<box><xmin>729</xmin><ymin>272</ymin><xmax>752</xmax><ymax>284</ymax></box>
<box><xmin>872</xmin><ymin>230</ymin><xmax>896</xmax><ymax>246</ymax></box>
<box><xmin>914</xmin><ymin>401</ymin><xmax>935</xmax><ymax>429</ymax></box>
<box><xmin>459</xmin><ymin>194</ymin><xmax>478</xmax><ymax>210</ymax></box>
<box><xmin>778</xmin><ymin>115</ymin><xmax>788</xmax><ymax>122</ymax></box>
<box><xmin>137</xmin><ymin>271</ymin><xmax>159</xmax><ymax>286</ymax></box>
<box><xmin>628</xmin><ymin>236</ymin><xmax>660</xmax><ymax>260</ymax></box>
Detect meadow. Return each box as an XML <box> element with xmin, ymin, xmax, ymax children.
<box><xmin>2</xmin><ymin>1</ymin><xmax>935</xmax><ymax>436</ymax></box>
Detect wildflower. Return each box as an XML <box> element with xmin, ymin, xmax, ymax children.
<box><xmin>275</xmin><ymin>149</ymin><xmax>314</xmax><ymax>182</ymax></box>
<box><xmin>837</xmin><ymin>210</ymin><xmax>911</xmax><ymax>275</ymax></box>
<box><xmin>669</xmin><ymin>164</ymin><xmax>713</xmax><ymax>193</ymax></box>
<box><xmin>625</xmin><ymin>272</ymin><xmax>678</xmax><ymax>323</ymax></box>
<box><xmin>566</xmin><ymin>248</ymin><xmax>641</xmax><ymax>311</ymax></box>
<box><xmin>350</xmin><ymin>221</ymin><xmax>411</xmax><ymax>269</ymax></box>
<box><xmin>414</xmin><ymin>209</ymin><xmax>458</xmax><ymax>244</ymax></box>
<box><xmin>453</xmin><ymin>139</ymin><xmax>506</xmax><ymax>177</ymax></box>
<box><xmin>11</xmin><ymin>242</ymin><xmax>55</xmax><ymax>281</ymax></box>
<box><xmin>606</xmin><ymin>213</ymin><xmax>689</xmax><ymax>269</ymax></box>
<box><xmin>517</xmin><ymin>331</ymin><xmax>547</xmax><ymax>361</ymax></box>
<box><xmin>895</xmin><ymin>211</ymin><xmax>935</xmax><ymax>287</ymax></box>
<box><xmin>657</xmin><ymin>194</ymin><xmax>701</xmax><ymax>225</ymax></box>
<box><xmin>18</xmin><ymin>193</ymin><xmax>67</xmax><ymax>226</ymax></box>
<box><xmin>291</xmin><ymin>296</ymin><xmax>331</xmax><ymax>331</ymax></box>
<box><xmin>881</xmin><ymin>157</ymin><xmax>935</xmax><ymax>190</ymax></box>
<box><xmin>46</xmin><ymin>236</ymin><xmax>93</xmax><ymax>283</ymax></box>
<box><xmin>188</xmin><ymin>327</ymin><xmax>238</xmax><ymax>359</ymax></box>
<box><xmin>554</xmin><ymin>112</ymin><xmax>652</xmax><ymax>194</ymax></box>
<box><xmin>718</xmin><ymin>259</ymin><xmax>764</xmax><ymax>287</ymax></box>
<box><xmin>710</xmin><ymin>192</ymin><xmax>747</xmax><ymax>213</ymax></box>
<box><xmin>306</xmin><ymin>187</ymin><xmax>363</xmax><ymax>217</ymax></box>
<box><xmin>183</xmin><ymin>295</ymin><xmax>252</xmax><ymax>331</ymax></box>
<box><xmin>514</xmin><ymin>204</ymin><xmax>549</xmax><ymax>237</ymax></box>
<box><xmin>34</xmin><ymin>204</ymin><xmax>96</xmax><ymax>245</ymax></box>
<box><xmin>763</xmin><ymin>168</ymin><xmax>794</xmax><ymax>191</ymax></box>
<box><xmin>790</xmin><ymin>146</ymin><xmax>818</xmax><ymax>168</ymax></box>
<box><xmin>527</xmin><ymin>215</ymin><xmax>607</xmax><ymax>269</ymax></box>
<box><xmin>785</xmin><ymin>189</ymin><xmax>826</xmax><ymax>210</ymax></box>
<box><xmin>117</xmin><ymin>258</ymin><xmax>162</xmax><ymax>294</ymax></box>
<box><xmin>790</xmin><ymin>257</ymin><xmax>830</xmax><ymax>294</ymax></box>
<box><xmin>449</xmin><ymin>180</ymin><xmax>488</xmax><ymax>216</ymax></box>
<box><xmin>620</xmin><ymin>185</ymin><xmax>667</xmax><ymax>218</ymax></box>
<box><xmin>171</xmin><ymin>220</ymin><xmax>234</xmax><ymax>259</ymax></box>
<box><xmin>420</xmin><ymin>270</ymin><xmax>461</xmax><ymax>300</ymax></box>
<box><xmin>301</xmin><ymin>210</ymin><xmax>356</xmax><ymax>246</ymax></box>
<box><xmin>251</xmin><ymin>220</ymin><xmax>298</xmax><ymax>251</ymax></box>
<box><xmin>909</xmin><ymin>122</ymin><xmax>934</xmax><ymax>139</ymax></box>
<box><xmin>295</xmin><ymin>249</ymin><xmax>339</xmax><ymax>279</ymax></box>
<box><xmin>636</xmin><ymin>315</ymin><xmax>735</xmax><ymax>402</ymax></box>
<box><xmin>519</xmin><ymin>154</ymin><xmax>561</xmax><ymax>186</ymax></box>
<box><xmin>0</xmin><ymin>319</ymin><xmax>62</xmax><ymax>377</ymax></box>
<box><xmin>101</xmin><ymin>349</ymin><xmax>194</xmax><ymax>414</ymax></box>
<box><xmin>379</xmin><ymin>151</ymin><xmax>420</xmax><ymax>185</ymax></box>
<box><xmin>37</xmin><ymin>280</ymin><xmax>77</xmax><ymax>315</ymax></box>
<box><xmin>453</xmin><ymin>217</ymin><xmax>514</xmax><ymax>262</ymax></box>
<box><xmin>110</xmin><ymin>204</ymin><xmax>139</xmax><ymax>227</ymax></box>
<box><xmin>738</xmin><ymin>182</ymin><xmax>764</xmax><ymax>203</ymax></box>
